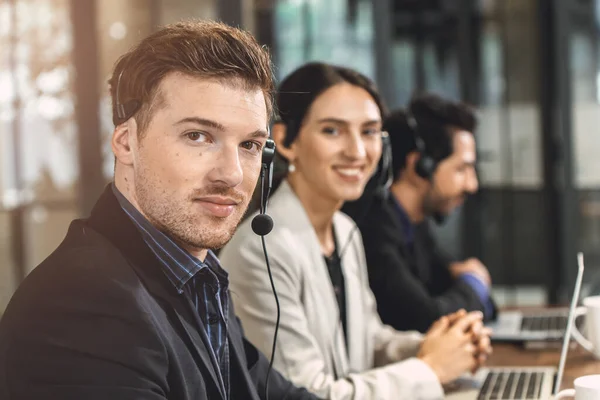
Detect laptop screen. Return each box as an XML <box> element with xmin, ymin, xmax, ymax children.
<box><xmin>553</xmin><ymin>252</ymin><xmax>585</xmax><ymax>395</ymax></box>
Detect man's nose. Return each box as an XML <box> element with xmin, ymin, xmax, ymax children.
<box><xmin>466</xmin><ymin>168</ymin><xmax>479</xmax><ymax>194</ymax></box>
<box><xmin>207</xmin><ymin>145</ymin><xmax>244</xmax><ymax>187</ymax></box>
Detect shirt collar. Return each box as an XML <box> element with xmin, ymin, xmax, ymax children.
<box><xmin>111</xmin><ymin>183</ymin><xmax>227</xmax><ymax>293</ymax></box>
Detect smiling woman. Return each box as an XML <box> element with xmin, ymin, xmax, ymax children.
<box><xmin>220</xmin><ymin>62</ymin><xmax>490</xmax><ymax>400</ymax></box>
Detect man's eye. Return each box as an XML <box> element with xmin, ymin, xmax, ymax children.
<box><xmin>241</xmin><ymin>141</ymin><xmax>262</xmax><ymax>152</ymax></box>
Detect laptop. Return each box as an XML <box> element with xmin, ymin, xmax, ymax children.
<box><xmin>446</xmin><ymin>252</ymin><xmax>585</xmax><ymax>400</ymax></box>
<box><xmin>487</xmin><ymin>283</ymin><xmax>586</xmax><ymax>342</ymax></box>
<box><xmin>487</xmin><ymin>308</ymin><xmax>581</xmax><ymax>342</ymax></box>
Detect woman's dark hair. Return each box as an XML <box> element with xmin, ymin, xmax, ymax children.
<box><xmin>276</xmin><ymin>62</ymin><xmax>387</xmax><ymax>148</ymax></box>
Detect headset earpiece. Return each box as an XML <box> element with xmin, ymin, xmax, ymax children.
<box><xmin>374</xmin><ymin>131</ymin><xmax>393</xmax><ymax>200</ymax></box>
<box><xmin>415</xmin><ymin>152</ymin><xmax>436</xmax><ymax>180</ymax></box>
<box><xmin>262</xmin><ymin>139</ymin><xmax>275</xmax><ymax>192</ymax></box>
<box><xmin>262</xmin><ymin>138</ymin><xmax>276</xmax><ymax>166</ymax></box>
<box><xmin>407</xmin><ymin>112</ymin><xmax>436</xmax><ymax>180</ymax></box>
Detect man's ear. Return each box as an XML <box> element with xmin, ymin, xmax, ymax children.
<box><xmin>404</xmin><ymin>151</ymin><xmax>428</xmax><ymax>183</ymax></box>
<box><xmin>111</xmin><ymin>118</ymin><xmax>138</xmax><ymax>166</ymax></box>
<box><xmin>271</xmin><ymin>122</ymin><xmax>295</xmax><ymax>162</ymax></box>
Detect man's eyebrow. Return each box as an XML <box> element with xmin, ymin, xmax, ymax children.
<box><xmin>248</xmin><ymin>129</ymin><xmax>269</xmax><ymax>139</ymax></box>
<box><xmin>174</xmin><ymin>117</ymin><xmax>226</xmax><ymax>131</ymax></box>
<box><xmin>175</xmin><ymin>117</ymin><xmax>269</xmax><ymax>139</ymax></box>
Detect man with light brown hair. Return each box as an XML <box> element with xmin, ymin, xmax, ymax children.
<box><xmin>0</xmin><ymin>20</ymin><xmax>318</xmax><ymax>400</ymax></box>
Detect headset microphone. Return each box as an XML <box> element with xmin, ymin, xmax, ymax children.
<box><xmin>251</xmin><ymin>210</ymin><xmax>273</xmax><ymax>236</ymax></box>
<box><xmin>251</xmin><ymin>139</ymin><xmax>275</xmax><ymax>236</ymax></box>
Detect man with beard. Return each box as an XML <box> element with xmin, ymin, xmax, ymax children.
<box><xmin>0</xmin><ymin>21</ymin><xmax>317</xmax><ymax>400</ymax></box>
<box><xmin>343</xmin><ymin>93</ymin><xmax>496</xmax><ymax>334</ymax></box>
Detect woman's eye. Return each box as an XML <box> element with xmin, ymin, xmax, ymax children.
<box><xmin>185</xmin><ymin>131</ymin><xmax>207</xmax><ymax>142</ymax></box>
<box><xmin>322</xmin><ymin>126</ymin><xmax>339</xmax><ymax>135</ymax></box>
<box><xmin>363</xmin><ymin>128</ymin><xmax>380</xmax><ymax>136</ymax></box>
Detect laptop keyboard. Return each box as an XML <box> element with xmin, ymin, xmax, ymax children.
<box><xmin>520</xmin><ymin>315</ymin><xmax>566</xmax><ymax>332</ymax></box>
<box><xmin>477</xmin><ymin>371</ymin><xmax>544</xmax><ymax>399</ymax></box>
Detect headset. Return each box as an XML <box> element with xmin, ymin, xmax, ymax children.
<box><xmin>251</xmin><ymin>139</ymin><xmax>275</xmax><ymax>236</ymax></box>
<box><xmin>406</xmin><ymin>110</ymin><xmax>437</xmax><ymax>181</ymax></box>
<box><xmin>374</xmin><ymin>131</ymin><xmax>393</xmax><ymax>199</ymax></box>
<box><xmin>250</xmin><ymin>139</ymin><xmax>278</xmax><ymax>400</ymax></box>
<box><xmin>407</xmin><ymin>109</ymin><xmax>451</xmax><ymax>224</ymax></box>
<box><xmin>114</xmin><ymin>68</ymin><xmax>141</xmax><ymax>124</ymax></box>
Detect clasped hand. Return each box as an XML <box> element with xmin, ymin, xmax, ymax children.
<box><xmin>417</xmin><ymin>309</ymin><xmax>493</xmax><ymax>384</ymax></box>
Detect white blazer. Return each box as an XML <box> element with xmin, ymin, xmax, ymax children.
<box><xmin>219</xmin><ymin>180</ymin><xmax>444</xmax><ymax>399</ymax></box>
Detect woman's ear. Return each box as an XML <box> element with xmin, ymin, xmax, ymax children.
<box><xmin>405</xmin><ymin>151</ymin><xmax>419</xmax><ymax>174</ymax></box>
<box><xmin>272</xmin><ymin>122</ymin><xmax>295</xmax><ymax>162</ymax></box>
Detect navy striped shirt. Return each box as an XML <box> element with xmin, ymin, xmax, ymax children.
<box><xmin>112</xmin><ymin>184</ymin><xmax>230</xmax><ymax>398</ymax></box>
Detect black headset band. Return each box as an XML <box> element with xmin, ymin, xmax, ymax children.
<box><xmin>114</xmin><ymin>66</ymin><xmax>142</xmax><ymax>124</ymax></box>
<box><xmin>406</xmin><ymin>109</ymin><xmax>427</xmax><ymax>155</ymax></box>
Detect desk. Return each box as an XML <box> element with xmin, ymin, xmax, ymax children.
<box><xmin>488</xmin><ymin>343</ymin><xmax>600</xmax><ymax>390</ymax></box>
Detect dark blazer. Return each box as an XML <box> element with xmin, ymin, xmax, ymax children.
<box><xmin>343</xmin><ymin>194</ymin><xmax>495</xmax><ymax>334</ymax></box>
<box><xmin>0</xmin><ymin>186</ymin><xmax>318</xmax><ymax>400</ymax></box>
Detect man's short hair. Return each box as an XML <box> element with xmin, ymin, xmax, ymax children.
<box><xmin>385</xmin><ymin>93</ymin><xmax>477</xmax><ymax>180</ymax></box>
<box><xmin>108</xmin><ymin>20</ymin><xmax>274</xmax><ymax>136</ymax></box>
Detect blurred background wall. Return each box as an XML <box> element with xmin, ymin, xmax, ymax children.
<box><xmin>2</xmin><ymin>0</ymin><xmax>600</xmax><ymax>312</ymax></box>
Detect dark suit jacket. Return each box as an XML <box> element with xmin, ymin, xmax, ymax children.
<box><xmin>343</xmin><ymin>193</ymin><xmax>495</xmax><ymax>334</ymax></box>
<box><xmin>0</xmin><ymin>186</ymin><xmax>319</xmax><ymax>400</ymax></box>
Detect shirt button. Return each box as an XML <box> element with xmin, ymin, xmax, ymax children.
<box><xmin>208</xmin><ymin>315</ymin><xmax>220</xmax><ymax>324</ymax></box>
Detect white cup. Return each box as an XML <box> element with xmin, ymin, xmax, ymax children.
<box><xmin>555</xmin><ymin>374</ymin><xmax>600</xmax><ymax>399</ymax></box>
<box><xmin>571</xmin><ymin>296</ymin><xmax>600</xmax><ymax>359</ymax></box>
